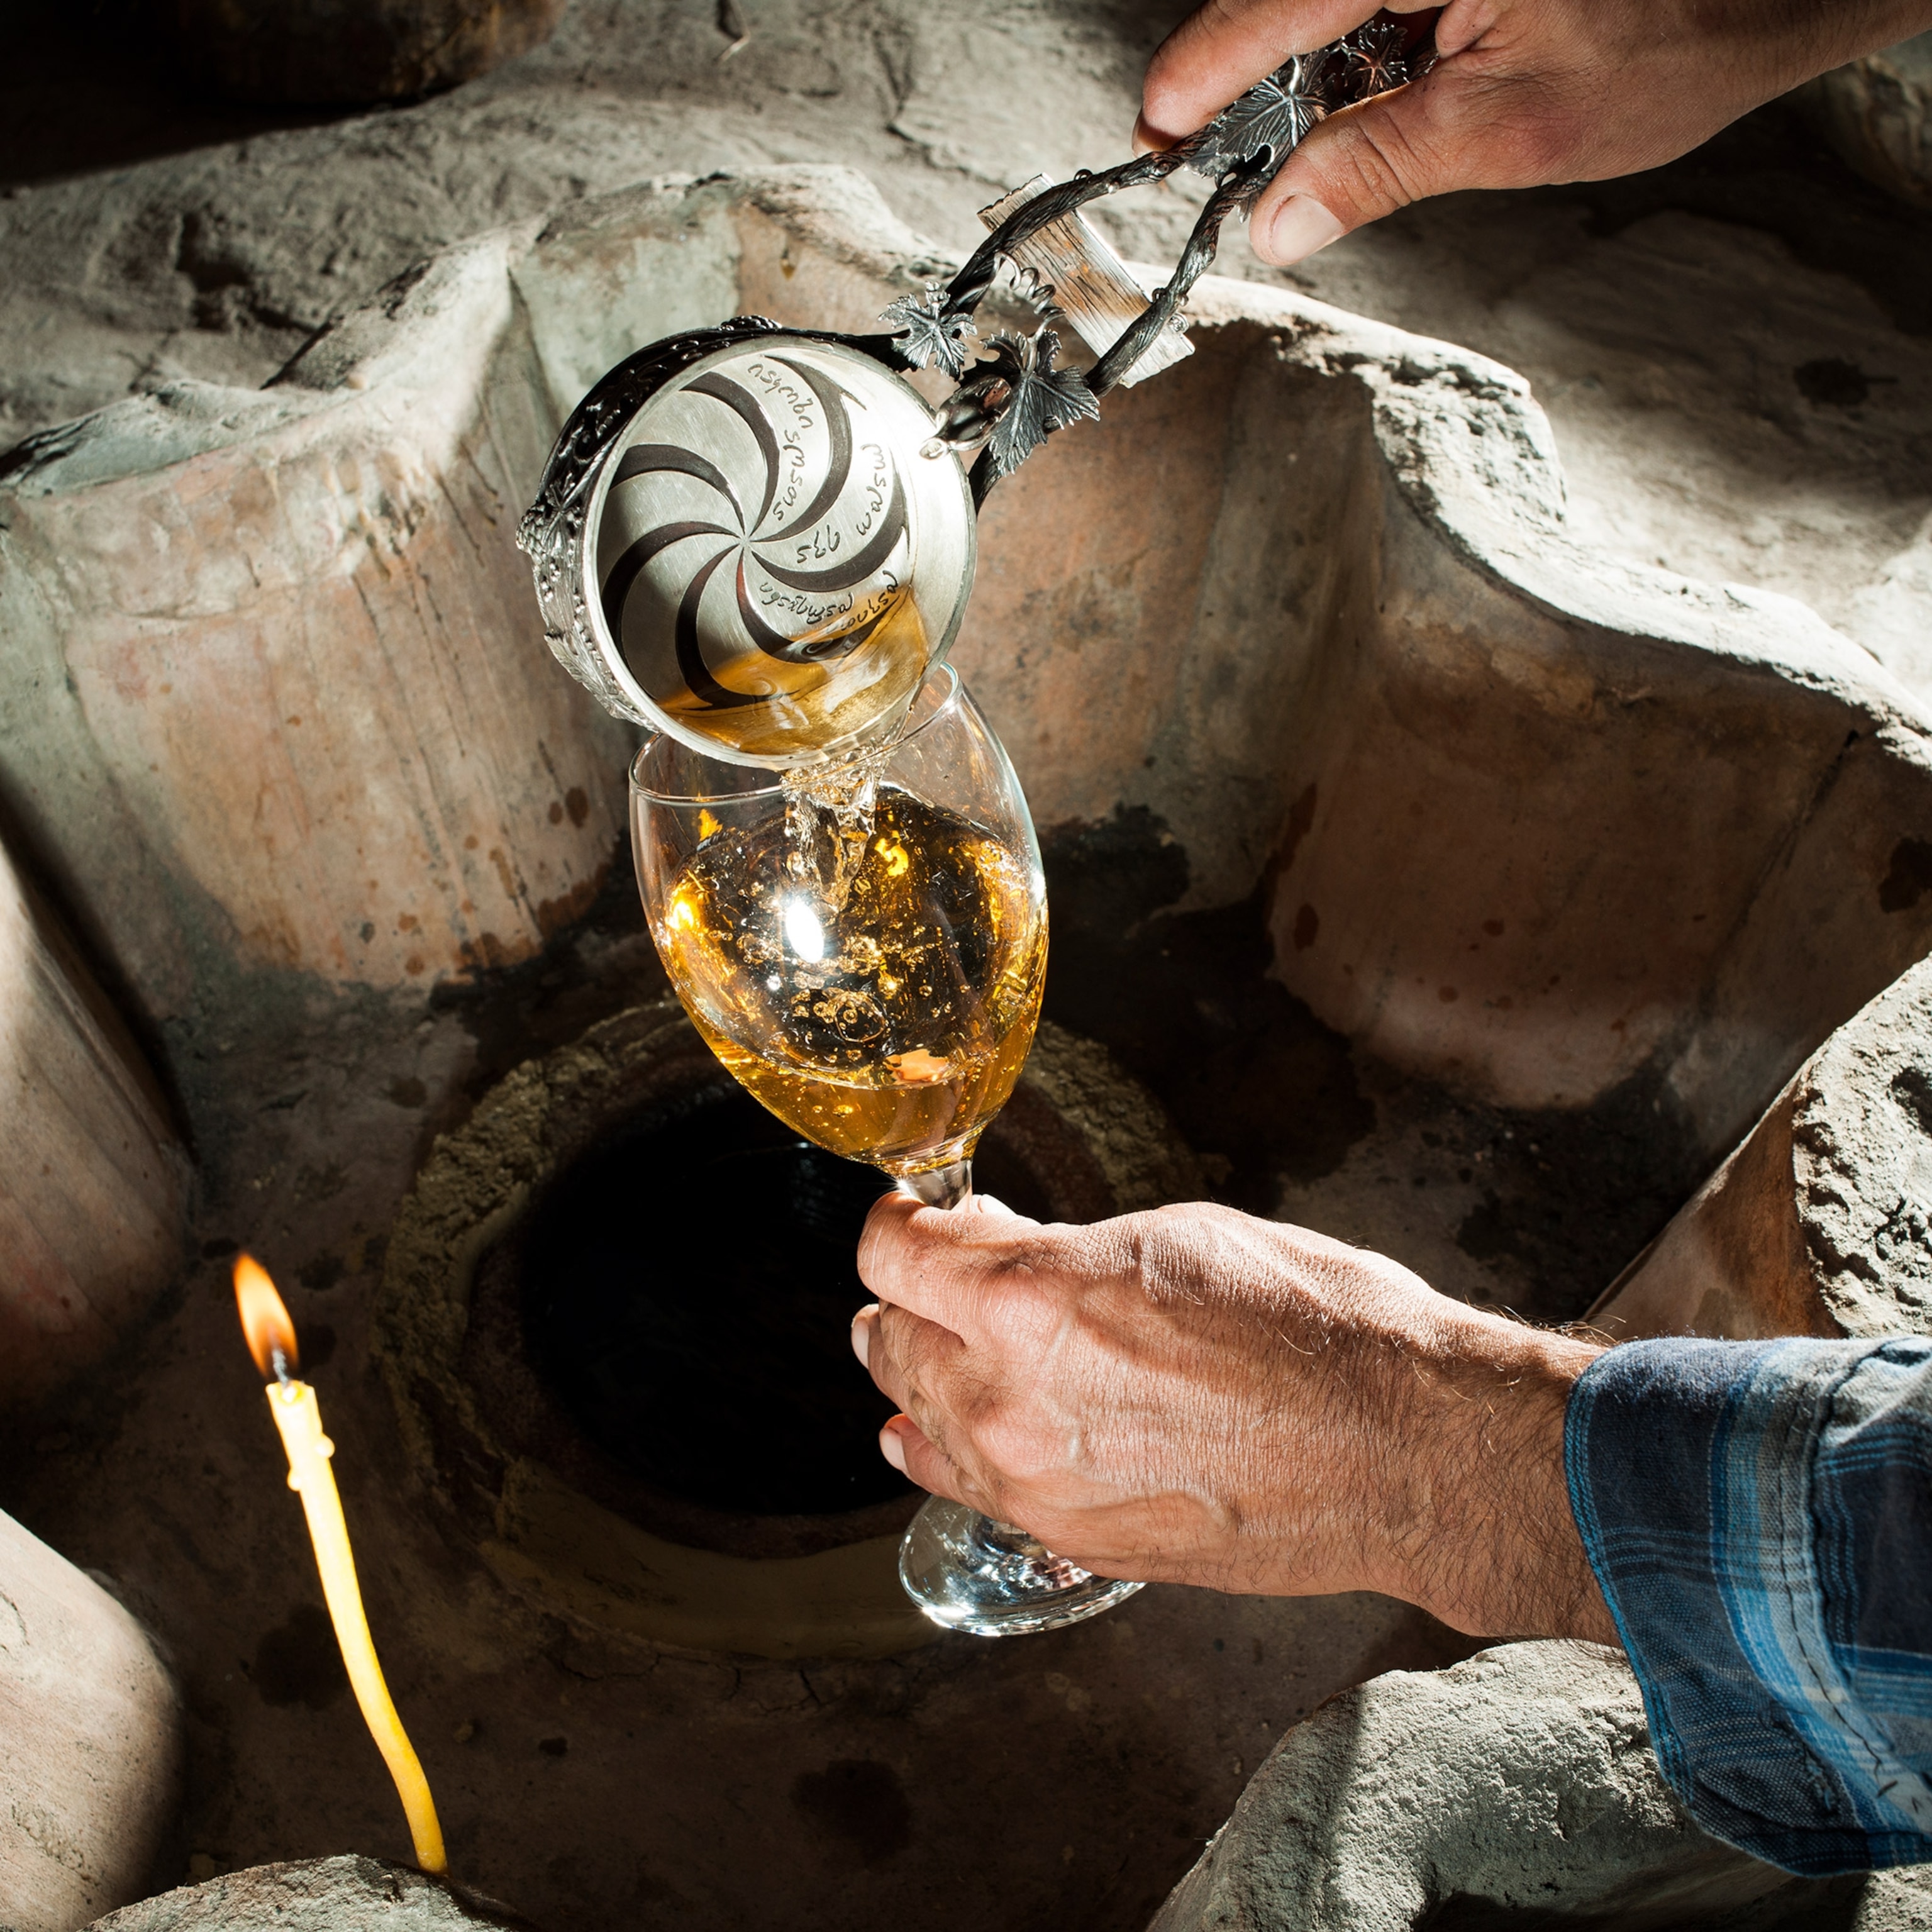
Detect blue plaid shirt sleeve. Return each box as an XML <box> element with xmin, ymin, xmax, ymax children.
<box><xmin>1565</xmin><ymin>1335</ymin><xmax>1932</xmax><ymax>1876</ymax></box>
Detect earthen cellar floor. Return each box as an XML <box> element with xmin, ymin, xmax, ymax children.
<box><xmin>3</xmin><ymin>4</ymin><xmax>1927</xmax><ymax>1926</ymax></box>
<box><xmin>1</xmin><ymin>830</ymin><xmax>1685</xmax><ymax>1932</ymax></box>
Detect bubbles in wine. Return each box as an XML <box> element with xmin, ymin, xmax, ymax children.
<box><xmin>653</xmin><ymin>779</ymin><xmax>1046</xmax><ymax>1175</ymax></box>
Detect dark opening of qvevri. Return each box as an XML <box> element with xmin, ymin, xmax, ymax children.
<box><xmin>519</xmin><ymin>1082</ymin><xmax>913</xmax><ymax>1516</ymax></box>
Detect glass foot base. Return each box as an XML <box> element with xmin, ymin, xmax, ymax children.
<box><xmin>898</xmin><ymin>1494</ymin><xmax>1146</xmax><ymax>1636</ymax></box>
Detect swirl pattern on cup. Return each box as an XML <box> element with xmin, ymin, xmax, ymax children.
<box><xmin>596</xmin><ymin>341</ymin><xmax>919</xmax><ymax>717</ymax></box>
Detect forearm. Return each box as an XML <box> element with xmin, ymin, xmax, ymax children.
<box><xmin>1291</xmin><ymin>1315</ymin><xmax>1932</xmax><ymax>1875</ymax></box>
<box><xmin>1362</xmin><ymin>1309</ymin><xmax>1614</xmax><ymax>1643</ymax></box>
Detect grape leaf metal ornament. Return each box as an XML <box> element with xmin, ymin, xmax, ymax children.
<box><xmin>1177</xmin><ymin>49</ymin><xmax>1340</xmax><ymax>198</ymax></box>
<box><xmin>1341</xmin><ymin>19</ymin><xmax>1410</xmax><ymax>95</ymax></box>
<box><xmin>984</xmin><ymin>329</ymin><xmax>1099</xmax><ymax>479</ymax></box>
<box><xmin>879</xmin><ymin>286</ymin><xmax>972</xmax><ymax>379</ymax></box>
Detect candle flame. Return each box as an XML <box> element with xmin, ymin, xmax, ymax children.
<box><xmin>234</xmin><ymin>1253</ymin><xmax>301</xmax><ymax>1381</ymax></box>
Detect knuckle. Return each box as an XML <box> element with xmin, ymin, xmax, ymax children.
<box><xmin>1326</xmin><ymin>114</ymin><xmax>1429</xmax><ymax>213</ymax></box>
<box><xmin>980</xmin><ymin>1265</ymin><xmax>1053</xmax><ymax>1345</ymax></box>
<box><xmin>856</xmin><ymin>1196</ymin><xmax>920</xmax><ymax>1277</ymax></box>
<box><xmin>978</xmin><ymin>1411</ymin><xmax>1064</xmax><ymax>1487</ymax></box>
<box><xmin>1128</xmin><ymin>1204</ymin><xmax>1223</xmax><ymax>1299</ymax></box>
<box><xmin>869</xmin><ymin>1214</ymin><xmax>980</xmax><ymax>1306</ymax></box>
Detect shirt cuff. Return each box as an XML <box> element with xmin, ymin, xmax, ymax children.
<box><xmin>1565</xmin><ymin>1335</ymin><xmax>1932</xmax><ymax>1875</ymax></box>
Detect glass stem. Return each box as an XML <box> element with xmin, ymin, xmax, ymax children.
<box><xmin>897</xmin><ymin>1157</ymin><xmax>972</xmax><ymax>1211</ymax></box>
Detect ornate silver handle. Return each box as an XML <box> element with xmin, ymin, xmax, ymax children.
<box><xmin>880</xmin><ymin>13</ymin><xmax>1436</xmax><ymax>500</ymax></box>
<box><xmin>511</xmin><ymin>13</ymin><xmax>1434</xmax><ymax>760</ymax></box>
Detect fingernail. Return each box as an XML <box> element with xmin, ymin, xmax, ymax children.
<box><xmin>1260</xmin><ymin>195</ymin><xmax>1345</xmax><ymax>265</ymax></box>
<box><xmin>851</xmin><ymin>1304</ymin><xmax>879</xmax><ymax>1368</ymax></box>
<box><xmin>879</xmin><ymin>1419</ymin><xmax>909</xmax><ymax>1473</ymax></box>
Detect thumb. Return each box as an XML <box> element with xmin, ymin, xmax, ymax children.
<box><xmin>1249</xmin><ymin>60</ymin><xmax>1541</xmax><ymax>264</ymax></box>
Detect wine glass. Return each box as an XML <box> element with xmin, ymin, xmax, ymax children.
<box><xmin>630</xmin><ymin>665</ymin><xmax>1144</xmax><ymax>1635</ymax></box>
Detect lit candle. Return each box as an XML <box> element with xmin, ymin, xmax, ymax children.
<box><xmin>233</xmin><ymin>1253</ymin><xmax>447</xmax><ymax>1875</ymax></box>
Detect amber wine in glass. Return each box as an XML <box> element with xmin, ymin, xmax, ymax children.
<box><xmin>631</xmin><ymin>667</ymin><xmax>1143</xmax><ymax>1633</ymax></box>
<box><xmin>655</xmin><ymin>786</ymin><xmax>1045</xmax><ymax>1189</ymax></box>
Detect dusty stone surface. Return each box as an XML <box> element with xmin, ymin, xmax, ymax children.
<box><xmin>1594</xmin><ymin>953</ymin><xmax>1932</xmax><ymax>1344</ymax></box>
<box><xmin>0</xmin><ymin>827</ymin><xmax>189</xmax><ymax>1413</ymax></box>
<box><xmin>0</xmin><ymin>219</ymin><xmax>633</xmax><ymax>1031</ymax></box>
<box><xmin>1148</xmin><ymin>1640</ymin><xmax>1932</xmax><ymax>1932</ymax></box>
<box><xmin>1804</xmin><ymin>31</ymin><xmax>1932</xmax><ymax>211</ymax></box>
<box><xmin>1148</xmin><ymin>1641</ymin><xmax>1757</xmax><ymax>1929</ymax></box>
<box><xmin>173</xmin><ymin>0</ymin><xmax>570</xmax><ymax>107</ymax></box>
<box><xmin>1792</xmin><ymin>959</ymin><xmax>1932</xmax><ymax>1336</ymax></box>
<box><xmin>14</xmin><ymin>164</ymin><xmax>1932</xmax><ymax>1202</ymax></box>
<box><xmin>83</xmin><ymin>1857</ymin><xmax>528</xmax><ymax>1932</ymax></box>
<box><xmin>0</xmin><ymin>1509</ymin><xmax>183</xmax><ymax>1932</ymax></box>
<box><xmin>1</xmin><ymin>1</ymin><xmax>1929</xmax><ymax>698</ymax></box>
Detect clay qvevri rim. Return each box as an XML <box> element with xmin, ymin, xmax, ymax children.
<box><xmin>373</xmin><ymin>997</ymin><xmax>1200</xmax><ymax>1660</ymax></box>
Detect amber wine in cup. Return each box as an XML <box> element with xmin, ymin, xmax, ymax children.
<box><xmin>630</xmin><ymin>668</ymin><xmax>1143</xmax><ymax>1633</ymax></box>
